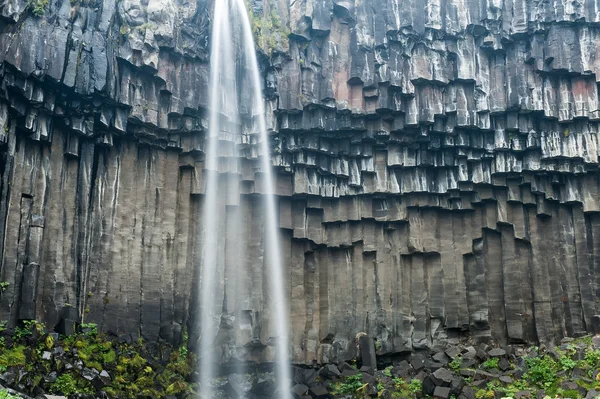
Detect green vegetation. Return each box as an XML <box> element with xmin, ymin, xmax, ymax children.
<box><xmin>408</xmin><ymin>378</ymin><xmax>422</xmax><ymax>393</ymax></box>
<box><xmin>245</xmin><ymin>2</ymin><xmax>290</xmax><ymax>55</ymax></box>
<box><xmin>449</xmin><ymin>355</ymin><xmax>462</xmax><ymax>371</ymax></box>
<box><xmin>0</xmin><ymin>281</ymin><xmax>8</xmax><ymax>292</ymax></box>
<box><xmin>0</xmin><ymin>389</ymin><xmax>21</xmax><ymax>399</ymax></box>
<box><xmin>50</xmin><ymin>373</ymin><xmax>94</xmax><ymax>396</ymax></box>
<box><xmin>331</xmin><ymin>373</ymin><xmax>365</xmax><ymax>395</ymax></box>
<box><xmin>28</xmin><ymin>0</ymin><xmax>49</xmax><ymax>17</ymax></box>
<box><xmin>482</xmin><ymin>357</ymin><xmax>499</xmax><ymax>370</ymax></box>
<box><xmin>0</xmin><ymin>345</ymin><xmax>27</xmax><ymax>370</ymax></box>
<box><xmin>471</xmin><ymin>337</ymin><xmax>600</xmax><ymax>398</ymax></box>
<box><xmin>523</xmin><ymin>355</ymin><xmax>558</xmax><ymax>389</ymax></box>
<box><xmin>0</xmin><ymin>319</ymin><xmax>196</xmax><ymax>398</ymax></box>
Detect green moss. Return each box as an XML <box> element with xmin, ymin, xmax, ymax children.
<box><xmin>475</xmin><ymin>389</ymin><xmax>495</xmax><ymax>399</ymax></box>
<box><xmin>523</xmin><ymin>355</ymin><xmax>558</xmax><ymax>390</ymax></box>
<box><xmin>0</xmin><ymin>345</ymin><xmax>27</xmax><ymax>368</ymax></box>
<box><xmin>0</xmin><ymin>320</ymin><xmax>196</xmax><ymax>399</ymax></box>
<box><xmin>50</xmin><ymin>373</ymin><xmax>94</xmax><ymax>396</ymax></box>
<box><xmin>28</xmin><ymin>0</ymin><xmax>49</xmax><ymax>17</ymax></box>
<box><xmin>245</xmin><ymin>1</ymin><xmax>290</xmax><ymax>56</ymax></box>
<box><xmin>102</xmin><ymin>349</ymin><xmax>116</xmax><ymax>364</ymax></box>
<box><xmin>449</xmin><ymin>355</ymin><xmax>463</xmax><ymax>371</ymax></box>
<box><xmin>482</xmin><ymin>357</ymin><xmax>499</xmax><ymax>370</ymax></box>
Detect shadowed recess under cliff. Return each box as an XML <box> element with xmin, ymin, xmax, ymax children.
<box><xmin>1</xmin><ymin>0</ymin><xmax>600</xmax><ymax>366</ymax></box>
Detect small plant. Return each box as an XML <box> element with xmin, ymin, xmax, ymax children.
<box><xmin>475</xmin><ymin>388</ymin><xmax>495</xmax><ymax>399</ymax></box>
<box><xmin>179</xmin><ymin>328</ymin><xmax>189</xmax><ymax>357</ymax></box>
<box><xmin>523</xmin><ymin>355</ymin><xmax>558</xmax><ymax>389</ymax></box>
<box><xmin>585</xmin><ymin>349</ymin><xmax>600</xmax><ymax>368</ymax></box>
<box><xmin>482</xmin><ymin>357</ymin><xmax>499</xmax><ymax>370</ymax></box>
<box><xmin>50</xmin><ymin>373</ymin><xmax>94</xmax><ymax>396</ymax></box>
<box><xmin>408</xmin><ymin>378</ymin><xmax>422</xmax><ymax>393</ymax></box>
<box><xmin>80</xmin><ymin>323</ymin><xmax>97</xmax><ymax>335</ymax></box>
<box><xmin>333</xmin><ymin>373</ymin><xmax>364</xmax><ymax>395</ymax></box>
<box><xmin>559</xmin><ymin>354</ymin><xmax>576</xmax><ymax>371</ymax></box>
<box><xmin>383</xmin><ymin>365</ymin><xmax>393</xmax><ymax>377</ymax></box>
<box><xmin>0</xmin><ymin>345</ymin><xmax>27</xmax><ymax>368</ymax></box>
<box><xmin>0</xmin><ymin>389</ymin><xmax>22</xmax><ymax>399</ymax></box>
<box><xmin>28</xmin><ymin>0</ymin><xmax>49</xmax><ymax>17</ymax></box>
<box><xmin>0</xmin><ymin>282</ymin><xmax>8</xmax><ymax>292</ymax></box>
<box><xmin>449</xmin><ymin>355</ymin><xmax>462</xmax><ymax>371</ymax></box>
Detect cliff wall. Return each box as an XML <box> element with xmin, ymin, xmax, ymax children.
<box><xmin>1</xmin><ymin>0</ymin><xmax>600</xmax><ymax>364</ymax></box>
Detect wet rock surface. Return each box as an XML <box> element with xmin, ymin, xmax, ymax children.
<box><xmin>1</xmin><ymin>0</ymin><xmax>600</xmax><ymax>366</ymax></box>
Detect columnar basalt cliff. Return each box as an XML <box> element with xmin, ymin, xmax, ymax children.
<box><xmin>1</xmin><ymin>0</ymin><xmax>600</xmax><ymax>365</ymax></box>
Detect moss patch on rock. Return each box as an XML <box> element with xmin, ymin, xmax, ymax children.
<box><xmin>0</xmin><ymin>321</ymin><xmax>195</xmax><ymax>398</ymax></box>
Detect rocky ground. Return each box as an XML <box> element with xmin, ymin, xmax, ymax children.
<box><xmin>2</xmin><ymin>321</ymin><xmax>600</xmax><ymax>399</ymax></box>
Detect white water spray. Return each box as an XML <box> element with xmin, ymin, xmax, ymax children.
<box><xmin>199</xmin><ymin>0</ymin><xmax>290</xmax><ymax>397</ymax></box>
<box><xmin>199</xmin><ymin>0</ymin><xmax>235</xmax><ymax>397</ymax></box>
<box><xmin>230</xmin><ymin>1</ymin><xmax>291</xmax><ymax>396</ymax></box>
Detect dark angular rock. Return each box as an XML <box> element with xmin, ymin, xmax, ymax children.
<box><xmin>460</xmin><ymin>369</ymin><xmax>475</xmax><ymax>378</ymax></box>
<box><xmin>319</xmin><ymin>364</ymin><xmax>341</xmax><ymax>378</ymax></box>
<box><xmin>251</xmin><ymin>376</ymin><xmax>277</xmax><ymax>397</ymax></box>
<box><xmin>433</xmin><ymin>351</ymin><xmax>450</xmax><ymax>364</ymax></box>
<box><xmin>488</xmin><ymin>348</ymin><xmax>506</xmax><ymax>357</ymax></box>
<box><xmin>475</xmin><ymin>370</ymin><xmax>495</xmax><ymax>380</ymax></box>
<box><xmin>445</xmin><ymin>347</ymin><xmax>462</xmax><ymax>360</ymax></box>
<box><xmin>81</xmin><ymin>368</ymin><xmax>97</xmax><ymax>381</ymax></box>
<box><xmin>559</xmin><ymin>381</ymin><xmax>586</xmax><ymax>397</ymax></box>
<box><xmin>433</xmin><ymin>386</ymin><xmax>452</xmax><ymax>399</ymax></box>
<box><xmin>361</xmin><ymin>373</ymin><xmax>375</xmax><ymax>384</ymax></box>
<box><xmin>366</xmin><ymin>383</ymin><xmax>378</xmax><ymax>396</ymax></box>
<box><xmin>411</xmin><ymin>352</ymin><xmax>428</xmax><ymax>372</ymax></box>
<box><xmin>463</xmin><ymin>347</ymin><xmax>477</xmax><ymax>360</ymax></box>
<box><xmin>393</xmin><ymin>360</ymin><xmax>412</xmax><ymax>378</ymax></box>
<box><xmin>291</xmin><ymin>383</ymin><xmax>309</xmax><ymax>397</ymax></box>
<box><xmin>431</xmin><ymin>368</ymin><xmax>453</xmax><ymax>386</ymax></box>
<box><xmin>422</xmin><ymin>375</ymin><xmax>437</xmax><ymax>395</ymax></box>
<box><xmin>339</xmin><ymin>362</ymin><xmax>359</xmax><ymax>376</ymax></box>
<box><xmin>358</xmin><ymin>335</ymin><xmax>377</xmax><ymax>370</ymax></box>
<box><xmin>498</xmin><ymin>358</ymin><xmax>510</xmax><ymax>371</ymax></box>
<box><xmin>450</xmin><ymin>376</ymin><xmax>465</xmax><ymax>395</ymax></box>
<box><xmin>43</xmin><ymin>371</ymin><xmax>57</xmax><ymax>383</ymax></box>
<box><xmin>294</xmin><ymin>367</ymin><xmax>318</xmax><ymax>386</ymax></box>
<box><xmin>309</xmin><ymin>384</ymin><xmax>331</xmax><ymax>398</ymax></box>
<box><xmin>572</xmin><ymin>367</ymin><xmax>587</xmax><ymax>378</ymax></box>
<box><xmin>292</xmin><ymin>384</ymin><xmax>308</xmax><ymax>397</ymax></box>
<box><xmin>425</xmin><ymin>361</ymin><xmax>444</xmax><ymax>371</ymax></box>
<box><xmin>471</xmin><ymin>380</ymin><xmax>486</xmax><ymax>388</ymax></box>
<box><xmin>459</xmin><ymin>386</ymin><xmax>476</xmax><ymax>399</ymax></box>
<box><xmin>586</xmin><ymin>389</ymin><xmax>600</xmax><ymax>399</ymax></box>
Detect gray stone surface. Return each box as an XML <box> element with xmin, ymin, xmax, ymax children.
<box><xmin>0</xmin><ymin>0</ymin><xmax>600</xmax><ymax>366</ymax></box>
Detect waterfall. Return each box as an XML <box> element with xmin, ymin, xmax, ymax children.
<box><xmin>198</xmin><ymin>0</ymin><xmax>290</xmax><ymax>397</ymax></box>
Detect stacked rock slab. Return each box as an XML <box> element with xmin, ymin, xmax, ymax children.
<box><xmin>1</xmin><ymin>0</ymin><xmax>600</xmax><ymax>365</ymax></box>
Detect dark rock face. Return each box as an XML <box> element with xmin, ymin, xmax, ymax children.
<box><xmin>1</xmin><ymin>0</ymin><xmax>600</xmax><ymax>366</ymax></box>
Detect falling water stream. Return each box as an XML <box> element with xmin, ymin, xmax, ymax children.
<box><xmin>199</xmin><ymin>0</ymin><xmax>290</xmax><ymax>397</ymax></box>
